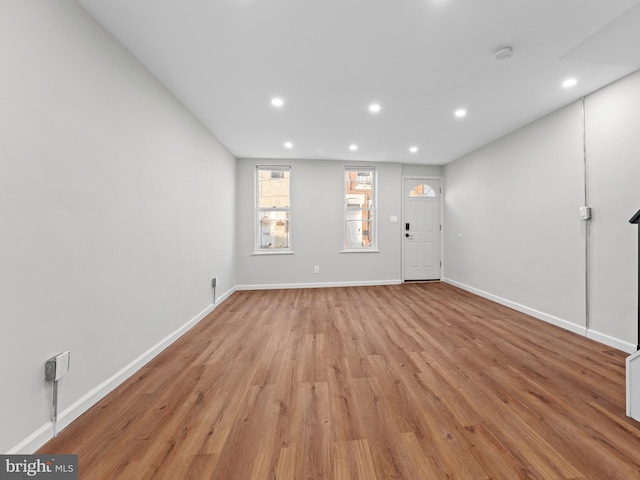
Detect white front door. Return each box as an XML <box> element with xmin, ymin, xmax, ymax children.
<box><xmin>403</xmin><ymin>177</ymin><xmax>441</xmax><ymax>281</ymax></box>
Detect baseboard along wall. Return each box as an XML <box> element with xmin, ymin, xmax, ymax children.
<box><xmin>12</xmin><ymin>278</ymin><xmax>634</xmax><ymax>453</ymax></box>
<box><xmin>443</xmin><ymin>277</ymin><xmax>635</xmax><ymax>354</ymax></box>
<box><xmin>9</xmin><ymin>287</ymin><xmax>237</xmax><ymax>454</ymax></box>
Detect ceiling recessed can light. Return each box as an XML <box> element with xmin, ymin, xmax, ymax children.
<box><xmin>349</xmin><ymin>144</ymin><xmax>358</xmax><ymax>151</ymax></box>
<box><xmin>368</xmin><ymin>103</ymin><xmax>381</xmax><ymax>113</ymax></box>
<box><xmin>455</xmin><ymin>109</ymin><xmax>467</xmax><ymax>118</ymax></box>
<box><xmin>271</xmin><ymin>97</ymin><xmax>284</xmax><ymax>107</ymax></box>
<box><xmin>562</xmin><ymin>78</ymin><xmax>577</xmax><ymax>88</ymax></box>
<box><xmin>409</xmin><ymin>146</ymin><xmax>418</xmax><ymax>153</ymax></box>
<box><xmin>284</xmin><ymin>141</ymin><xmax>293</xmax><ymax>149</ymax></box>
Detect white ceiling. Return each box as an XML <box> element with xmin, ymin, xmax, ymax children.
<box><xmin>77</xmin><ymin>0</ymin><xmax>640</xmax><ymax>165</ymax></box>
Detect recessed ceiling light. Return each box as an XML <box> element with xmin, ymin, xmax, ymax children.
<box><xmin>368</xmin><ymin>103</ymin><xmax>381</xmax><ymax>113</ymax></box>
<box><xmin>349</xmin><ymin>144</ymin><xmax>358</xmax><ymax>151</ymax></box>
<box><xmin>271</xmin><ymin>97</ymin><xmax>284</xmax><ymax>107</ymax></box>
<box><xmin>284</xmin><ymin>141</ymin><xmax>293</xmax><ymax>149</ymax></box>
<box><xmin>409</xmin><ymin>146</ymin><xmax>418</xmax><ymax>153</ymax></box>
<box><xmin>562</xmin><ymin>78</ymin><xmax>577</xmax><ymax>88</ymax></box>
<box><xmin>455</xmin><ymin>109</ymin><xmax>467</xmax><ymax>118</ymax></box>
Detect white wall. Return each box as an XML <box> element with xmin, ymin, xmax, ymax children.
<box><xmin>6</xmin><ymin>0</ymin><xmax>637</xmax><ymax>455</ymax></box>
<box><xmin>444</xmin><ymin>70</ymin><xmax>640</xmax><ymax>352</ymax></box>
<box><xmin>401</xmin><ymin>164</ymin><xmax>444</xmax><ymax>177</ymax></box>
<box><xmin>0</xmin><ymin>0</ymin><xmax>236</xmax><ymax>452</ymax></box>
<box><xmin>587</xmin><ymin>72</ymin><xmax>640</xmax><ymax>345</ymax></box>
<box><xmin>236</xmin><ymin>158</ymin><xmax>404</xmax><ymax>287</ymax></box>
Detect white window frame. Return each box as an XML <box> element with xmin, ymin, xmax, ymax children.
<box><xmin>254</xmin><ymin>165</ymin><xmax>293</xmax><ymax>254</ymax></box>
<box><xmin>343</xmin><ymin>166</ymin><xmax>378</xmax><ymax>252</ymax></box>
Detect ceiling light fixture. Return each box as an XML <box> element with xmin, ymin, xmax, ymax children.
<box><xmin>562</xmin><ymin>78</ymin><xmax>577</xmax><ymax>88</ymax></box>
<box><xmin>349</xmin><ymin>144</ymin><xmax>358</xmax><ymax>151</ymax></box>
<box><xmin>284</xmin><ymin>141</ymin><xmax>293</xmax><ymax>149</ymax></box>
<box><xmin>368</xmin><ymin>103</ymin><xmax>381</xmax><ymax>113</ymax></box>
<box><xmin>409</xmin><ymin>146</ymin><xmax>418</xmax><ymax>153</ymax></box>
<box><xmin>493</xmin><ymin>46</ymin><xmax>514</xmax><ymax>61</ymax></box>
<box><xmin>455</xmin><ymin>109</ymin><xmax>467</xmax><ymax>118</ymax></box>
<box><xmin>271</xmin><ymin>97</ymin><xmax>284</xmax><ymax>107</ymax></box>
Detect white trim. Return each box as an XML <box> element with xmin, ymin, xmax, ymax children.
<box><xmin>251</xmin><ymin>251</ymin><xmax>295</xmax><ymax>256</ymax></box>
<box><xmin>401</xmin><ymin>175</ymin><xmax>444</xmax><ymax>282</ymax></box>
<box><xmin>255</xmin><ymin>165</ymin><xmax>292</xmax><ymax>253</ymax></box>
<box><xmin>588</xmin><ymin>329</ymin><xmax>636</xmax><ymax>354</ymax></box>
<box><xmin>626</xmin><ymin>350</ymin><xmax>640</xmax><ymax>419</ymax></box>
<box><xmin>237</xmin><ymin>279</ymin><xmax>401</xmax><ymax>291</ymax></box>
<box><xmin>8</xmin><ymin>286</ymin><xmax>237</xmax><ymax>454</ymax></box>
<box><xmin>344</xmin><ymin>166</ymin><xmax>378</xmax><ymax>251</ymax></box>
<box><xmin>339</xmin><ymin>249</ymin><xmax>380</xmax><ymax>254</ymax></box>
<box><xmin>444</xmin><ymin>277</ymin><xmax>635</xmax><ymax>353</ymax></box>
<box><xmin>443</xmin><ymin>277</ymin><xmax>587</xmax><ymax>336</ymax></box>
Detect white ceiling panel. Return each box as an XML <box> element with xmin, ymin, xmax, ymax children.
<box><xmin>77</xmin><ymin>0</ymin><xmax>640</xmax><ymax>164</ymax></box>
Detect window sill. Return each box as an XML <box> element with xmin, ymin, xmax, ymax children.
<box><xmin>252</xmin><ymin>250</ymin><xmax>295</xmax><ymax>256</ymax></box>
<box><xmin>340</xmin><ymin>249</ymin><xmax>380</xmax><ymax>254</ymax></box>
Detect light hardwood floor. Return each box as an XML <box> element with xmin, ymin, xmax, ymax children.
<box><xmin>39</xmin><ymin>282</ymin><xmax>640</xmax><ymax>479</ymax></box>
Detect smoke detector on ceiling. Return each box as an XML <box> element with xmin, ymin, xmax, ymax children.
<box><xmin>494</xmin><ymin>46</ymin><xmax>514</xmax><ymax>61</ymax></box>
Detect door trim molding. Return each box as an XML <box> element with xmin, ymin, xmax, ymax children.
<box><xmin>401</xmin><ymin>175</ymin><xmax>444</xmax><ymax>282</ymax></box>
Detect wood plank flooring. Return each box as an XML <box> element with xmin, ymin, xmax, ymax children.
<box><xmin>38</xmin><ymin>282</ymin><xmax>640</xmax><ymax>479</ymax></box>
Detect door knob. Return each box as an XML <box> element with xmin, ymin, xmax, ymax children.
<box><xmin>405</xmin><ymin>233</ymin><xmax>410</xmax><ymax>237</ymax></box>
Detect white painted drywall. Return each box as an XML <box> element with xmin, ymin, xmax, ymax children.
<box><xmin>401</xmin><ymin>164</ymin><xmax>444</xmax><ymax>177</ymax></box>
<box><xmin>443</xmin><ymin>102</ymin><xmax>587</xmax><ymax>332</ymax></box>
<box><xmin>586</xmin><ymin>71</ymin><xmax>640</xmax><ymax>344</ymax></box>
<box><xmin>236</xmin><ymin>158</ymin><xmax>402</xmax><ymax>287</ymax></box>
<box><xmin>444</xmin><ymin>70</ymin><xmax>640</xmax><ymax>352</ymax></box>
<box><xmin>0</xmin><ymin>0</ymin><xmax>236</xmax><ymax>452</ymax></box>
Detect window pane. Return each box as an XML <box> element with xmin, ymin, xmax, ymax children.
<box><xmin>344</xmin><ymin>167</ymin><xmax>376</xmax><ymax>250</ymax></box>
<box><xmin>409</xmin><ymin>184</ymin><xmax>436</xmax><ymax>197</ymax></box>
<box><xmin>259</xmin><ymin>210</ymin><xmax>289</xmax><ymax>249</ymax></box>
<box><xmin>345</xmin><ymin>170</ymin><xmax>373</xmax><ymax>206</ymax></box>
<box><xmin>258</xmin><ymin>168</ymin><xmax>290</xmax><ymax>208</ymax></box>
<box><xmin>345</xmin><ymin>219</ymin><xmax>373</xmax><ymax>247</ymax></box>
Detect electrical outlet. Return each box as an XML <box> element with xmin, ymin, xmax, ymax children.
<box><xmin>212</xmin><ymin>277</ymin><xmax>218</xmax><ymax>288</ymax></box>
<box><xmin>314</xmin><ymin>266</ymin><xmax>320</xmax><ymax>274</ymax></box>
<box><xmin>45</xmin><ymin>351</ymin><xmax>71</xmax><ymax>381</ymax></box>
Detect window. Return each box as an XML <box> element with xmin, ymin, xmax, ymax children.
<box><xmin>256</xmin><ymin>166</ymin><xmax>291</xmax><ymax>251</ymax></box>
<box><xmin>409</xmin><ymin>184</ymin><xmax>437</xmax><ymax>197</ymax></box>
<box><xmin>344</xmin><ymin>166</ymin><xmax>376</xmax><ymax>250</ymax></box>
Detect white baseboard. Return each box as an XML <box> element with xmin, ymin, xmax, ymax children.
<box><xmin>588</xmin><ymin>329</ymin><xmax>636</xmax><ymax>354</ymax></box>
<box><xmin>626</xmin><ymin>350</ymin><xmax>640</xmax><ymax>418</ymax></box>
<box><xmin>12</xmin><ymin>279</ymin><xmax>630</xmax><ymax>453</ymax></box>
<box><xmin>9</xmin><ymin>287</ymin><xmax>236</xmax><ymax>454</ymax></box>
<box><xmin>236</xmin><ymin>279</ymin><xmax>402</xmax><ymax>290</ymax></box>
<box><xmin>443</xmin><ymin>277</ymin><xmax>586</xmax><ymax>335</ymax></box>
<box><xmin>443</xmin><ymin>277</ymin><xmax>634</xmax><ymax>353</ymax></box>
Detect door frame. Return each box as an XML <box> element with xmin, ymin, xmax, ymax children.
<box><xmin>401</xmin><ymin>175</ymin><xmax>444</xmax><ymax>282</ymax></box>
